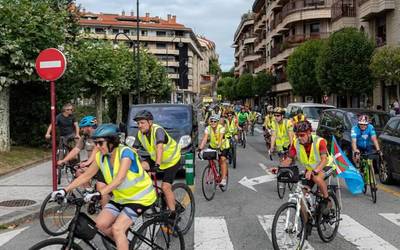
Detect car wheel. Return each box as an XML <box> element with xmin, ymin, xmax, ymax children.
<box><xmin>378</xmin><ymin>158</ymin><xmax>393</xmax><ymax>184</ymax></box>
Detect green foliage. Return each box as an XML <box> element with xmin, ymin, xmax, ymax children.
<box><xmin>287</xmin><ymin>39</ymin><xmax>324</xmax><ymax>98</ymax></box>
<box><xmin>316</xmin><ymin>27</ymin><xmax>375</xmax><ymax>95</ymax></box>
<box><xmin>217</xmin><ymin>77</ymin><xmax>237</xmax><ymax>100</ymax></box>
<box><xmin>370</xmin><ymin>46</ymin><xmax>400</xmax><ymax>84</ymax></box>
<box><xmin>253</xmin><ymin>72</ymin><xmax>273</xmax><ymax>96</ymax></box>
<box><xmin>236</xmin><ymin>73</ymin><xmax>254</xmax><ymax>99</ymax></box>
<box><xmin>209</xmin><ymin>58</ymin><xmax>221</xmax><ymax>76</ymax></box>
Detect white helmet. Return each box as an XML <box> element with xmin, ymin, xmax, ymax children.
<box><xmin>209</xmin><ymin>114</ymin><xmax>220</xmax><ymax>121</ymax></box>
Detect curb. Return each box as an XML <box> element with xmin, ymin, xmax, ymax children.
<box><xmin>0</xmin><ymin>204</ymin><xmax>42</xmax><ymax>228</ymax></box>
<box><xmin>0</xmin><ymin>157</ymin><xmax>51</xmax><ymax>179</ymax></box>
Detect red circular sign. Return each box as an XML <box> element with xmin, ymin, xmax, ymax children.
<box><xmin>35</xmin><ymin>48</ymin><xmax>67</xmax><ymax>81</ymax></box>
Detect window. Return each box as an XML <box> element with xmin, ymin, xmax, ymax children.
<box><xmin>84</xmin><ymin>27</ymin><xmax>91</xmax><ymax>33</ymax></box>
<box><xmin>156</xmin><ymin>31</ymin><xmax>166</xmax><ymax>37</ymax></box>
<box><xmin>130</xmin><ymin>30</ymin><xmax>137</xmax><ymax>36</ymax></box>
<box><xmin>175</xmin><ymin>30</ymin><xmax>184</xmax><ymax>37</ymax></box>
<box><xmin>112</xmin><ymin>29</ymin><xmax>119</xmax><ymax>34</ymax></box>
<box><xmin>141</xmin><ymin>30</ymin><xmax>148</xmax><ymax>36</ymax></box>
<box><xmin>123</xmin><ymin>29</ymin><xmax>129</xmax><ymax>34</ymax></box>
<box><xmin>310</xmin><ymin>23</ymin><xmax>320</xmax><ymax>33</ymax></box>
<box><xmin>383</xmin><ymin>119</ymin><xmax>399</xmax><ymax>136</ymax></box>
<box><xmin>320</xmin><ymin>111</ymin><xmax>335</xmax><ymax>127</ymax></box>
<box><xmin>95</xmin><ymin>28</ymin><xmax>105</xmax><ymax>34</ymax></box>
<box><xmin>156</xmin><ymin>43</ymin><xmax>166</xmax><ymax>49</ymax></box>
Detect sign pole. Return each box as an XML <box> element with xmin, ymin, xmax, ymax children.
<box><xmin>50</xmin><ymin>81</ymin><xmax>57</xmax><ymax>191</ymax></box>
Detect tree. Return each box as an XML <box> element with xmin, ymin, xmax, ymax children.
<box><xmin>236</xmin><ymin>73</ymin><xmax>254</xmax><ymax>99</ymax></box>
<box><xmin>287</xmin><ymin>40</ymin><xmax>325</xmax><ymax>100</ymax></box>
<box><xmin>209</xmin><ymin>58</ymin><xmax>221</xmax><ymax>76</ymax></box>
<box><xmin>370</xmin><ymin>46</ymin><xmax>400</xmax><ymax>85</ymax></box>
<box><xmin>316</xmin><ymin>27</ymin><xmax>375</xmax><ymax>97</ymax></box>
<box><xmin>253</xmin><ymin>72</ymin><xmax>274</xmax><ymax>97</ymax></box>
<box><xmin>0</xmin><ymin>0</ymin><xmax>72</xmax><ymax>151</ymax></box>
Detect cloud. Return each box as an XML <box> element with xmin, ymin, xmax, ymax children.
<box><xmin>76</xmin><ymin>0</ymin><xmax>251</xmax><ymax>71</ymax></box>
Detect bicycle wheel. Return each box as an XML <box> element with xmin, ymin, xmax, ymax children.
<box><xmin>288</xmin><ymin>182</ymin><xmax>294</xmax><ymax>191</ymax></box>
<box><xmin>29</xmin><ymin>237</ymin><xmax>83</xmax><ymax>250</ymax></box>
<box><xmin>369</xmin><ymin>165</ymin><xmax>377</xmax><ymax>203</ymax></box>
<box><xmin>201</xmin><ymin>165</ymin><xmax>216</xmax><ymax>201</ymax></box>
<box><xmin>317</xmin><ymin>191</ymin><xmax>340</xmax><ymax>242</ymax></box>
<box><xmin>277</xmin><ymin>181</ymin><xmax>286</xmax><ymax>199</ymax></box>
<box><xmin>39</xmin><ymin>192</ymin><xmax>77</xmax><ymax>236</ymax></box>
<box><xmin>271</xmin><ymin>202</ymin><xmax>306</xmax><ymax>250</ymax></box>
<box><xmin>172</xmin><ymin>183</ymin><xmax>195</xmax><ymax>235</ymax></box>
<box><xmin>232</xmin><ymin>143</ymin><xmax>237</xmax><ymax>169</ymax></box>
<box><xmin>130</xmin><ymin>217</ymin><xmax>185</xmax><ymax>250</ymax></box>
<box><xmin>242</xmin><ymin>132</ymin><xmax>246</xmax><ymax>148</ymax></box>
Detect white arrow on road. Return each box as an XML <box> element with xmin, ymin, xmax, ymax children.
<box><xmin>239</xmin><ymin>174</ymin><xmax>275</xmax><ymax>192</ymax></box>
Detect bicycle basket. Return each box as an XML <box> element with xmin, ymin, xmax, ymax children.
<box><xmin>74</xmin><ymin>212</ymin><xmax>97</xmax><ymax>240</ymax></box>
<box><xmin>201</xmin><ymin>149</ymin><xmax>218</xmax><ymax>160</ymax></box>
<box><xmin>277</xmin><ymin>165</ymin><xmax>299</xmax><ymax>183</ymax></box>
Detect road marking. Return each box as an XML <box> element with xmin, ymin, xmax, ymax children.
<box><xmin>239</xmin><ymin>175</ymin><xmax>275</xmax><ymax>192</ymax></box>
<box><xmin>0</xmin><ymin>227</ymin><xmax>28</xmax><ymax>247</ymax></box>
<box><xmin>339</xmin><ymin>214</ymin><xmax>398</xmax><ymax>250</ymax></box>
<box><xmin>194</xmin><ymin>217</ymin><xmax>234</xmax><ymax>250</ymax></box>
<box><xmin>39</xmin><ymin>60</ymin><xmax>61</xmax><ymax>68</ymax></box>
<box><xmin>257</xmin><ymin>215</ymin><xmax>314</xmax><ymax>250</ymax></box>
<box><xmin>254</xmin><ymin>127</ymin><xmax>263</xmax><ymax>134</ymax></box>
<box><xmin>379</xmin><ymin>213</ymin><xmax>400</xmax><ymax>227</ymax></box>
<box><xmin>377</xmin><ymin>184</ymin><xmax>400</xmax><ymax>198</ymax></box>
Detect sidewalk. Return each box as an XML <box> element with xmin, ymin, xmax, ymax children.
<box><xmin>0</xmin><ymin>161</ymin><xmax>55</xmax><ymax>226</ymax></box>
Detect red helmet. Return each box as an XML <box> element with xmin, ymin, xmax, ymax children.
<box><xmin>358</xmin><ymin>115</ymin><xmax>369</xmax><ymax>125</ymax></box>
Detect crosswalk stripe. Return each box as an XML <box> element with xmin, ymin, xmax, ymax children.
<box><xmin>339</xmin><ymin>214</ymin><xmax>398</xmax><ymax>250</ymax></box>
<box><xmin>379</xmin><ymin>213</ymin><xmax>400</xmax><ymax>227</ymax></box>
<box><xmin>257</xmin><ymin>215</ymin><xmax>315</xmax><ymax>250</ymax></box>
<box><xmin>194</xmin><ymin>217</ymin><xmax>234</xmax><ymax>250</ymax></box>
<box><xmin>0</xmin><ymin>227</ymin><xmax>28</xmax><ymax>247</ymax></box>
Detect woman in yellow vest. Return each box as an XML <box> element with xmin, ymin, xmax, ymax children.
<box><xmin>199</xmin><ymin>114</ymin><xmax>230</xmax><ymax>187</ymax></box>
<box><xmin>51</xmin><ymin>124</ymin><xmax>156</xmax><ymax>250</ymax></box>
<box><xmin>133</xmin><ymin>110</ymin><xmax>181</xmax><ymax>220</ymax></box>
<box><xmin>270</xmin><ymin>107</ymin><xmax>294</xmax><ymax>153</ymax></box>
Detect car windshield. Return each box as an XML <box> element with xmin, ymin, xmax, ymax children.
<box><xmin>303</xmin><ymin>107</ymin><xmax>330</xmax><ymax>120</ymax></box>
<box><xmin>348</xmin><ymin>112</ymin><xmax>390</xmax><ymax>130</ymax></box>
<box><xmin>130</xmin><ymin>107</ymin><xmax>191</xmax><ymax>131</ymax></box>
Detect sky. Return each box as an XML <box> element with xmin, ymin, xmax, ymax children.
<box><xmin>75</xmin><ymin>0</ymin><xmax>252</xmax><ymax>71</ymax></box>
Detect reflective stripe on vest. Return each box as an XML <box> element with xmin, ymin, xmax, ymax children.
<box><xmin>295</xmin><ymin>135</ymin><xmax>322</xmax><ymax>170</ymax></box>
<box><xmin>208</xmin><ymin>124</ymin><xmax>229</xmax><ymax>149</ymax></box>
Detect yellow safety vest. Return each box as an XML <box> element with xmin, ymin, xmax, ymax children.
<box><xmin>138</xmin><ymin>124</ymin><xmax>181</xmax><ymax>170</ymax></box>
<box><xmin>264</xmin><ymin>115</ymin><xmax>275</xmax><ymax>129</ymax></box>
<box><xmin>272</xmin><ymin>119</ymin><xmax>292</xmax><ymax>150</ymax></box>
<box><xmin>225</xmin><ymin>118</ymin><xmax>238</xmax><ymax>137</ymax></box>
<box><xmin>249</xmin><ymin>112</ymin><xmax>257</xmax><ymax>121</ymax></box>
<box><xmin>294</xmin><ymin>135</ymin><xmax>334</xmax><ymax>171</ymax></box>
<box><xmin>208</xmin><ymin>124</ymin><xmax>230</xmax><ymax>150</ymax></box>
<box><xmin>96</xmin><ymin>145</ymin><xmax>156</xmax><ymax>206</ymax></box>
<box><xmin>293</xmin><ymin>114</ymin><xmax>305</xmax><ymax>124</ymax></box>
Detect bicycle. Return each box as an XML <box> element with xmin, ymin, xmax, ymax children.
<box><xmin>30</xmin><ymin>195</ymin><xmax>185</xmax><ymax>250</ymax></box>
<box><xmin>355</xmin><ymin>151</ymin><xmax>379</xmax><ymax>203</ymax></box>
<box><xmin>227</xmin><ymin>136</ymin><xmax>237</xmax><ymax>169</ymax></box>
<box><xmin>264</xmin><ymin>128</ymin><xmax>272</xmax><ymax>151</ymax></box>
<box><xmin>269</xmin><ymin>150</ymin><xmax>294</xmax><ymax>199</ymax></box>
<box><xmin>238</xmin><ymin>125</ymin><xmax>247</xmax><ymax>148</ymax></box>
<box><xmin>199</xmin><ymin>149</ymin><xmax>229</xmax><ymax>201</ymax></box>
<box><xmin>250</xmin><ymin>120</ymin><xmax>256</xmax><ymax>136</ymax></box>
<box><xmin>271</xmin><ymin>167</ymin><xmax>341</xmax><ymax>250</ymax></box>
<box><xmin>56</xmin><ymin>135</ymin><xmax>79</xmax><ymax>185</ymax></box>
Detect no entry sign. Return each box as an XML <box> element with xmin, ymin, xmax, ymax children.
<box><xmin>35</xmin><ymin>48</ymin><xmax>67</xmax><ymax>81</ymax></box>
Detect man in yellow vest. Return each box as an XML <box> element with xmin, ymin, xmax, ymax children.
<box><xmin>199</xmin><ymin>114</ymin><xmax>230</xmax><ymax>187</ymax></box>
<box><xmin>270</xmin><ymin>107</ymin><xmax>294</xmax><ymax>153</ymax></box>
<box><xmin>282</xmin><ymin>120</ymin><xmax>332</xmax><ymax>215</ymax></box>
<box><xmin>133</xmin><ymin>110</ymin><xmax>181</xmax><ymax>219</ymax></box>
<box><xmin>51</xmin><ymin>124</ymin><xmax>156</xmax><ymax>250</ymax></box>
<box><xmin>225</xmin><ymin>110</ymin><xmax>239</xmax><ymax>141</ymax></box>
<box><xmin>292</xmin><ymin>109</ymin><xmax>306</xmax><ymax>125</ymax></box>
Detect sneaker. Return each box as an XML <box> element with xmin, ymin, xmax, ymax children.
<box><xmin>220</xmin><ymin>178</ymin><xmax>227</xmax><ymax>187</ymax></box>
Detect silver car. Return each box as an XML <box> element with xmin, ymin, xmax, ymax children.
<box><xmin>286</xmin><ymin>102</ymin><xmax>335</xmax><ymax>131</ymax></box>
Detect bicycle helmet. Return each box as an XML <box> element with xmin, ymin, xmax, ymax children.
<box><xmin>274</xmin><ymin>107</ymin><xmax>285</xmax><ymax>115</ymax></box>
<box><xmin>294</xmin><ymin>120</ymin><xmax>312</xmax><ymax>133</ymax></box>
<box><xmin>91</xmin><ymin>124</ymin><xmax>119</xmax><ymax>139</ymax></box>
<box><xmin>209</xmin><ymin>114</ymin><xmax>220</xmax><ymax>121</ymax></box>
<box><xmin>133</xmin><ymin>110</ymin><xmax>153</xmax><ymax>121</ymax></box>
<box><xmin>358</xmin><ymin>115</ymin><xmax>369</xmax><ymax>125</ymax></box>
<box><xmin>79</xmin><ymin>116</ymin><xmax>97</xmax><ymax>128</ymax></box>
<box><xmin>267</xmin><ymin>105</ymin><xmax>274</xmax><ymax>112</ymax></box>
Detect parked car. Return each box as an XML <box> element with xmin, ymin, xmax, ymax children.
<box><xmin>378</xmin><ymin>115</ymin><xmax>400</xmax><ymax>184</ymax></box>
<box><xmin>317</xmin><ymin>108</ymin><xmax>390</xmax><ymax>161</ymax></box>
<box><xmin>125</xmin><ymin>103</ymin><xmax>198</xmax><ymax>174</ymax></box>
<box><xmin>286</xmin><ymin>103</ymin><xmax>335</xmax><ymax>131</ymax></box>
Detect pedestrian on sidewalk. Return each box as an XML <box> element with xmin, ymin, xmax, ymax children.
<box><xmin>45</xmin><ymin>103</ymin><xmax>80</xmax><ymax>143</ymax></box>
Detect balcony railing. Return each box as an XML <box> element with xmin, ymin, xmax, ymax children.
<box><xmin>281</xmin><ymin>0</ymin><xmax>327</xmax><ymax>19</ymax></box>
<box><xmin>284</xmin><ymin>32</ymin><xmax>330</xmax><ymax>43</ymax></box>
<box><xmin>331</xmin><ymin>0</ymin><xmax>356</xmax><ymax>21</ymax></box>
<box><xmin>358</xmin><ymin>0</ymin><xmax>370</xmax><ymax>6</ymax></box>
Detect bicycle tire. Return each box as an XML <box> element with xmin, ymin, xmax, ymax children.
<box><xmin>39</xmin><ymin>192</ymin><xmax>77</xmax><ymax>236</ymax></box>
<box><xmin>57</xmin><ymin>166</ymin><xmax>62</xmax><ymax>185</ymax></box>
<box><xmin>29</xmin><ymin>237</ymin><xmax>83</xmax><ymax>250</ymax></box>
<box><xmin>277</xmin><ymin>181</ymin><xmax>286</xmax><ymax>199</ymax></box>
<box><xmin>369</xmin><ymin>165</ymin><xmax>377</xmax><ymax>203</ymax></box>
<box><xmin>172</xmin><ymin>183</ymin><xmax>195</xmax><ymax>235</ymax></box>
<box><xmin>232</xmin><ymin>143</ymin><xmax>237</xmax><ymax>169</ymax></box>
<box><xmin>271</xmin><ymin>202</ymin><xmax>306</xmax><ymax>250</ymax></box>
<box><xmin>361</xmin><ymin>161</ymin><xmax>367</xmax><ymax>194</ymax></box>
<box><xmin>317</xmin><ymin>191</ymin><xmax>340</xmax><ymax>242</ymax></box>
<box><xmin>201</xmin><ymin>165</ymin><xmax>216</xmax><ymax>201</ymax></box>
<box><xmin>288</xmin><ymin>182</ymin><xmax>294</xmax><ymax>191</ymax></box>
<box><xmin>242</xmin><ymin>132</ymin><xmax>246</xmax><ymax>148</ymax></box>
<box><xmin>130</xmin><ymin>217</ymin><xmax>185</xmax><ymax>250</ymax></box>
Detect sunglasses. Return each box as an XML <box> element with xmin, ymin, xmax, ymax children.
<box><xmin>296</xmin><ymin>133</ymin><xmax>308</xmax><ymax>138</ymax></box>
<box><xmin>94</xmin><ymin>140</ymin><xmax>106</xmax><ymax>146</ymax></box>
<box><xmin>274</xmin><ymin>114</ymin><xmax>282</xmax><ymax>117</ymax></box>
<box><xmin>210</xmin><ymin>120</ymin><xmax>218</xmax><ymax>123</ymax></box>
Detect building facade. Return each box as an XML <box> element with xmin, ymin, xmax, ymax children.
<box><xmin>197</xmin><ymin>36</ymin><xmax>219</xmax><ymax>99</ymax></box>
<box><xmin>78</xmin><ymin>10</ymin><xmax>205</xmax><ymax>104</ymax></box>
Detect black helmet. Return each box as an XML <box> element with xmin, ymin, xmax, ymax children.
<box><xmin>294</xmin><ymin>120</ymin><xmax>312</xmax><ymax>133</ymax></box>
<box><xmin>134</xmin><ymin>110</ymin><xmax>153</xmax><ymax>121</ymax></box>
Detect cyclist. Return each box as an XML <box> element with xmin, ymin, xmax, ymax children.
<box><xmin>45</xmin><ymin>103</ymin><xmax>80</xmax><ymax>141</ymax></box>
<box><xmin>248</xmin><ymin>107</ymin><xmax>258</xmax><ymax>133</ymax></box>
<box><xmin>199</xmin><ymin>114</ymin><xmax>230</xmax><ymax>187</ymax></box>
<box><xmin>292</xmin><ymin>109</ymin><xmax>306</xmax><ymax>125</ymax></box>
<box><xmin>237</xmin><ymin>106</ymin><xmax>250</xmax><ymax>135</ymax></box>
<box><xmin>225</xmin><ymin>111</ymin><xmax>239</xmax><ymax>141</ymax></box>
<box><xmin>270</xmin><ymin>107</ymin><xmax>294</xmax><ymax>154</ymax></box>
<box><xmin>283</xmin><ymin>120</ymin><xmax>332</xmax><ymax>214</ymax></box>
<box><xmin>51</xmin><ymin>124</ymin><xmax>156</xmax><ymax>250</ymax></box>
<box><xmin>351</xmin><ymin>115</ymin><xmax>382</xmax><ymax>164</ymax></box>
<box><xmin>133</xmin><ymin>110</ymin><xmax>181</xmax><ymax>220</ymax></box>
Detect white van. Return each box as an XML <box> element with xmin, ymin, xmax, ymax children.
<box><xmin>286</xmin><ymin>103</ymin><xmax>335</xmax><ymax>131</ymax></box>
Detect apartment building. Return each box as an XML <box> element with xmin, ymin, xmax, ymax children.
<box><xmin>78</xmin><ymin>10</ymin><xmax>204</xmax><ymax>104</ymax></box>
<box><xmin>198</xmin><ymin>36</ymin><xmax>219</xmax><ymax>98</ymax></box>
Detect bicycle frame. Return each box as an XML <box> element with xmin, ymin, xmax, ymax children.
<box><xmin>208</xmin><ymin>159</ymin><xmax>222</xmax><ymax>184</ymax></box>
<box><xmin>287</xmin><ymin>184</ymin><xmax>314</xmax><ymax>233</ymax></box>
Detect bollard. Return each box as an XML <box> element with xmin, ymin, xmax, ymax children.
<box><xmin>185</xmin><ymin>153</ymin><xmax>194</xmax><ymax>185</ymax></box>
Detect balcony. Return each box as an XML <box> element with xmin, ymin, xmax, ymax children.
<box><xmin>358</xmin><ymin>0</ymin><xmax>395</xmax><ymax>20</ymax></box>
<box><xmin>255</xmin><ymin>38</ymin><xmax>267</xmax><ymax>52</ymax></box>
<box><xmin>244</xmin><ymin>53</ymin><xmax>261</xmax><ymax>62</ymax></box>
<box><xmin>331</xmin><ymin>1</ymin><xmax>356</xmax><ymax>21</ymax></box>
<box><xmin>284</xmin><ymin>32</ymin><xmax>330</xmax><ymax>44</ymax></box>
<box><xmin>244</xmin><ymin>36</ymin><xmax>257</xmax><ymax>44</ymax></box>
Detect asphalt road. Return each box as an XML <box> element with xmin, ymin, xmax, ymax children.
<box><xmin>1</xmin><ymin>125</ymin><xmax>400</xmax><ymax>249</ymax></box>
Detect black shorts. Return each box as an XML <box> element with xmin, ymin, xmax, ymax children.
<box><xmin>142</xmin><ymin>157</ymin><xmax>182</xmax><ymax>184</ymax></box>
<box><xmin>210</xmin><ymin>147</ymin><xmax>229</xmax><ymax>158</ymax></box>
<box><xmin>302</xmin><ymin>166</ymin><xmax>332</xmax><ymax>189</ymax></box>
<box><xmin>94</xmin><ymin>170</ymin><xmax>105</xmax><ymax>183</ymax></box>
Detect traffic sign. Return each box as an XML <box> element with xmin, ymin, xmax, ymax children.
<box><xmin>35</xmin><ymin>48</ymin><xmax>67</xmax><ymax>81</ymax></box>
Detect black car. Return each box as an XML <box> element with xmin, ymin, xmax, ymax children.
<box><xmin>378</xmin><ymin>115</ymin><xmax>400</xmax><ymax>184</ymax></box>
<box><xmin>317</xmin><ymin>108</ymin><xmax>390</xmax><ymax>160</ymax></box>
<box><xmin>126</xmin><ymin>104</ymin><xmax>198</xmax><ymax>173</ymax></box>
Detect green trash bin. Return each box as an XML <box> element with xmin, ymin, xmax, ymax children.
<box><xmin>185</xmin><ymin>153</ymin><xmax>194</xmax><ymax>185</ymax></box>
